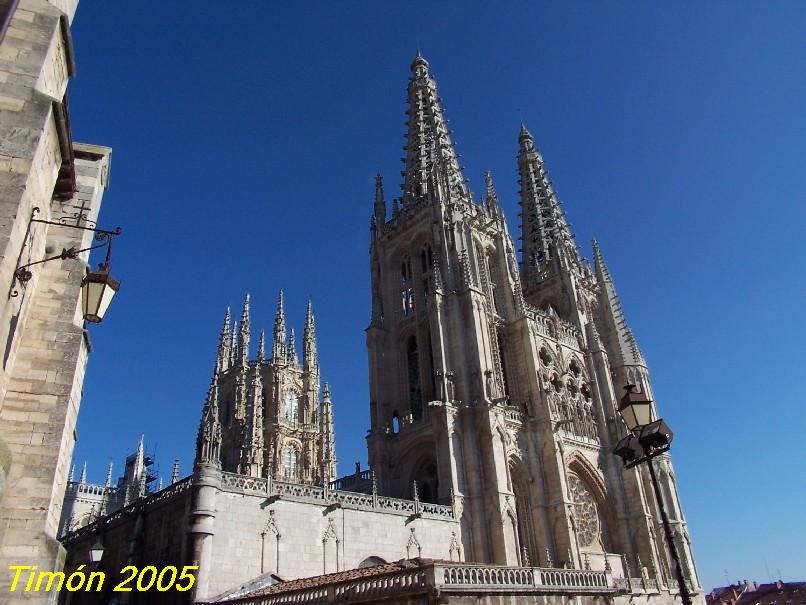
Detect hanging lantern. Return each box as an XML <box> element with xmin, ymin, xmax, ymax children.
<box><xmin>80</xmin><ymin>264</ymin><xmax>120</xmax><ymax>323</ymax></box>
<box><xmin>617</xmin><ymin>384</ymin><xmax>653</xmax><ymax>433</ymax></box>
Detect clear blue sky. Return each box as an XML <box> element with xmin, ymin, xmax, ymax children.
<box><xmin>67</xmin><ymin>2</ymin><xmax>805</xmax><ymax>590</ymax></box>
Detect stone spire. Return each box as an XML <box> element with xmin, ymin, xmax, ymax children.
<box><xmin>287</xmin><ymin>328</ymin><xmax>298</xmax><ymax>368</ymax></box>
<box><xmin>104</xmin><ymin>460</ymin><xmax>113</xmax><ymax>488</ymax></box>
<box><xmin>374</xmin><ymin>173</ymin><xmax>386</xmax><ymax>225</ymax></box>
<box><xmin>243</xmin><ymin>342</ymin><xmax>265</xmax><ymax>478</ymax></box>
<box><xmin>256</xmin><ymin>328</ymin><xmax>266</xmax><ymax>363</ymax></box>
<box><xmin>592</xmin><ymin>239</ymin><xmax>646</xmax><ymax>367</ymax></box>
<box><xmin>216</xmin><ymin>306</ymin><xmax>231</xmax><ymax>373</ymax></box>
<box><xmin>69</xmin><ymin>463</ymin><xmax>74</xmax><ymax>483</ymax></box>
<box><xmin>272</xmin><ymin>290</ymin><xmax>286</xmax><ymax>364</ymax></box>
<box><xmin>196</xmin><ymin>377</ymin><xmax>222</xmax><ymax>468</ymax></box>
<box><xmin>484</xmin><ymin>170</ymin><xmax>502</xmax><ymax>219</ymax></box>
<box><xmin>229</xmin><ymin>320</ymin><xmax>238</xmax><ymax>368</ymax></box>
<box><xmin>402</xmin><ymin>52</ymin><xmax>469</xmax><ymax>207</ymax></box>
<box><xmin>302</xmin><ymin>299</ymin><xmax>318</xmax><ymax>372</ymax></box>
<box><xmin>517</xmin><ymin>124</ymin><xmax>578</xmax><ymax>276</ymax></box>
<box><xmin>238</xmin><ymin>292</ymin><xmax>251</xmax><ymax>366</ymax></box>
<box><xmin>319</xmin><ymin>383</ymin><xmax>337</xmax><ymax>484</ymax></box>
<box><xmin>125</xmin><ymin>434</ymin><xmax>146</xmax><ymax>505</ymax></box>
<box><xmin>171</xmin><ymin>459</ymin><xmax>180</xmax><ymax>484</ymax></box>
<box><xmin>78</xmin><ymin>461</ymin><xmax>87</xmax><ymax>485</ymax></box>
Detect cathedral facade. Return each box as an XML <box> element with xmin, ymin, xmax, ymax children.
<box><xmin>62</xmin><ymin>54</ymin><xmax>703</xmax><ymax>605</ymax></box>
<box><xmin>365</xmin><ymin>52</ymin><xmax>699</xmax><ymax>584</ymax></box>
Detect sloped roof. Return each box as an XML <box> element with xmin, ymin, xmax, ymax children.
<box><xmin>218</xmin><ymin>558</ymin><xmax>438</xmax><ymax>603</ymax></box>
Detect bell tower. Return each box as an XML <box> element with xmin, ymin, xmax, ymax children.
<box><xmin>366</xmin><ymin>54</ymin><xmax>702</xmax><ymax>600</ymax></box>
<box><xmin>367</xmin><ymin>53</ymin><xmax>527</xmax><ymax>565</ymax></box>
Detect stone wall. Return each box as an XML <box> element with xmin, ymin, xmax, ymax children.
<box><xmin>206</xmin><ymin>477</ymin><xmax>461</xmax><ymax>599</ymax></box>
<box><xmin>0</xmin><ymin>1</ymin><xmax>112</xmax><ymax>601</ymax></box>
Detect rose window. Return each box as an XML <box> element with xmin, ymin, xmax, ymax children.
<box><xmin>568</xmin><ymin>473</ymin><xmax>600</xmax><ymax>547</ymax></box>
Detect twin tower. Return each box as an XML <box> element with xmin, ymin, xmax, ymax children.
<box><xmin>195</xmin><ymin>52</ymin><xmax>701</xmax><ymax>595</ymax></box>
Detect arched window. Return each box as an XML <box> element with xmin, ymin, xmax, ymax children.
<box><xmin>407</xmin><ymin>336</ymin><xmax>422</xmax><ymax>421</ymax></box>
<box><xmin>401</xmin><ymin>256</ymin><xmax>414</xmax><ymax>317</ymax></box>
<box><xmin>412</xmin><ymin>460</ymin><xmax>439</xmax><ymax>504</ymax></box>
<box><xmin>284</xmin><ymin>391</ymin><xmax>299</xmax><ymax>421</ymax></box>
<box><xmin>283</xmin><ymin>447</ymin><xmax>298</xmax><ymax>481</ymax></box>
<box><xmin>358</xmin><ymin>556</ymin><xmax>387</xmax><ymax>569</ymax></box>
<box><xmin>421</xmin><ymin>245</ymin><xmax>434</xmax><ymax>302</ymax></box>
<box><xmin>392</xmin><ymin>411</ymin><xmax>400</xmax><ymax>434</ymax></box>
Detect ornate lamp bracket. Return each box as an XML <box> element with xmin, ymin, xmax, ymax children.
<box><xmin>8</xmin><ymin>206</ymin><xmax>122</xmax><ymax>299</ymax></box>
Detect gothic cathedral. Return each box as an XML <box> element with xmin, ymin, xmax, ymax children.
<box><xmin>366</xmin><ymin>53</ymin><xmax>700</xmax><ymax>589</ymax></box>
<box><xmin>62</xmin><ymin>53</ymin><xmax>703</xmax><ymax>605</ymax></box>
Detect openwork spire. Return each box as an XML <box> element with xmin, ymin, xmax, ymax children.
<box><xmin>229</xmin><ymin>320</ymin><xmax>238</xmax><ymax>367</ymax></box>
<box><xmin>216</xmin><ymin>306</ymin><xmax>231</xmax><ymax>373</ymax></box>
<box><xmin>287</xmin><ymin>328</ymin><xmax>298</xmax><ymax>367</ymax></box>
<box><xmin>592</xmin><ymin>239</ymin><xmax>646</xmax><ymax>367</ymax></box>
<box><xmin>303</xmin><ymin>299</ymin><xmax>318</xmax><ymax>371</ymax></box>
<box><xmin>484</xmin><ymin>170</ymin><xmax>502</xmax><ymax>218</ymax></box>
<box><xmin>238</xmin><ymin>292</ymin><xmax>251</xmax><ymax>366</ymax></box>
<box><xmin>518</xmin><ymin>124</ymin><xmax>578</xmax><ymax>275</ymax></box>
<box><xmin>401</xmin><ymin>53</ymin><xmax>469</xmax><ymax>206</ymax></box>
<box><xmin>196</xmin><ymin>377</ymin><xmax>222</xmax><ymax>467</ymax></box>
<box><xmin>104</xmin><ymin>460</ymin><xmax>113</xmax><ymax>488</ymax></box>
<box><xmin>272</xmin><ymin>290</ymin><xmax>286</xmax><ymax>364</ymax></box>
<box><xmin>256</xmin><ymin>328</ymin><xmax>266</xmax><ymax>363</ymax></box>
<box><xmin>374</xmin><ymin>173</ymin><xmax>386</xmax><ymax>224</ymax></box>
<box><xmin>319</xmin><ymin>383</ymin><xmax>336</xmax><ymax>484</ymax></box>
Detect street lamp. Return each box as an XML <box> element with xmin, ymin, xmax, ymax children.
<box><xmin>8</xmin><ymin>207</ymin><xmax>122</xmax><ymax>323</ymax></box>
<box><xmin>613</xmin><ymin>385</ymin><xmax>693</xmax><ymax>605</ymax></box>
<box><xmin>617</xmin><ymin>384</ymin><xmax>653</xmax><ymax>433</ymax></box>
<box><xmin>89</xmin><ymin>536</ymin><xmax>105</xmax><ymax>564</ymax></box>
<box><xmin>80</xmin><ymin>261</ymin><xmax>120</xmax><ymax>324</ymax></box>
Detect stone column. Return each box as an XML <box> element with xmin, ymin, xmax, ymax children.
<box><xmin>189</xmin><ymin>463</ymin><xmax>220</xmax><ymax>602</ymax></box>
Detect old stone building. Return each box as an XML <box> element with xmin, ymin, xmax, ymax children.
<box><xmin>62</xmin><ymin>53</ymin><xmax>704</xmax><ymax>605</ymax></box>
<box><xmin>58</xmin><ymin>435</ymin><xmax>174</xmax><ymax>537</ymax></box>
<box><xmin>0</xmin><ymin>0</ymin><xmax>115</xmax><ymax>601</ymax></box>
<box><xmin>208</xmin><ymin>292</ymin><xmax>337</xmax><ymax>486</ymax></box>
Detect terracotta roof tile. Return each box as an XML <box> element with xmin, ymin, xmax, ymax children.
<box><xmin>223</xmin><ymin>558</ymin><xmax>440</xmax><ymax>602</ymax></box>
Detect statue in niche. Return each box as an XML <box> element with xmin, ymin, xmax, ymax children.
<box><xmin>446</xmin><ymin>371</ymin><xmax>455</xmax><ymax>401</ymax></box>
<box><xmin>435</xmin><ymin>370</ymin><xmax>444</xmax><ymax>400</ymax></box>
<box><xmin>484</xmin><ymin>369</ymin><xmax>495</xmax><ymax>400</ymax></box>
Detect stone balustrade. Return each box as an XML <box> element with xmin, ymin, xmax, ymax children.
<box><xmin>65</xmin><ymin>481</ymin><xmax>115</xmax><ymax>496</ymax></box>
<box><xmin>216</xmin><ymin>562</ymin><xmax>626</xmax><ymax>604</ymax></box>
<box><xmin>220</xmin><ymin>472</ymin><xmax>455</xmax><ymax>519</ymax></box>
<box><xmin>60</xmin><ymin>476</ymin><xmax>193</xmax><ymax>544</ymax></box>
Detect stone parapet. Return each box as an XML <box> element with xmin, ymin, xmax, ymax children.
<box><xmin>211</xmin><ymin>560</ymin><xmax>628</xmax><ymax>605</ymax></box>
<box><xmin>220</xmin><ymin>471</ymin><xmax>455</xmax><ymax>520</ymax></box>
